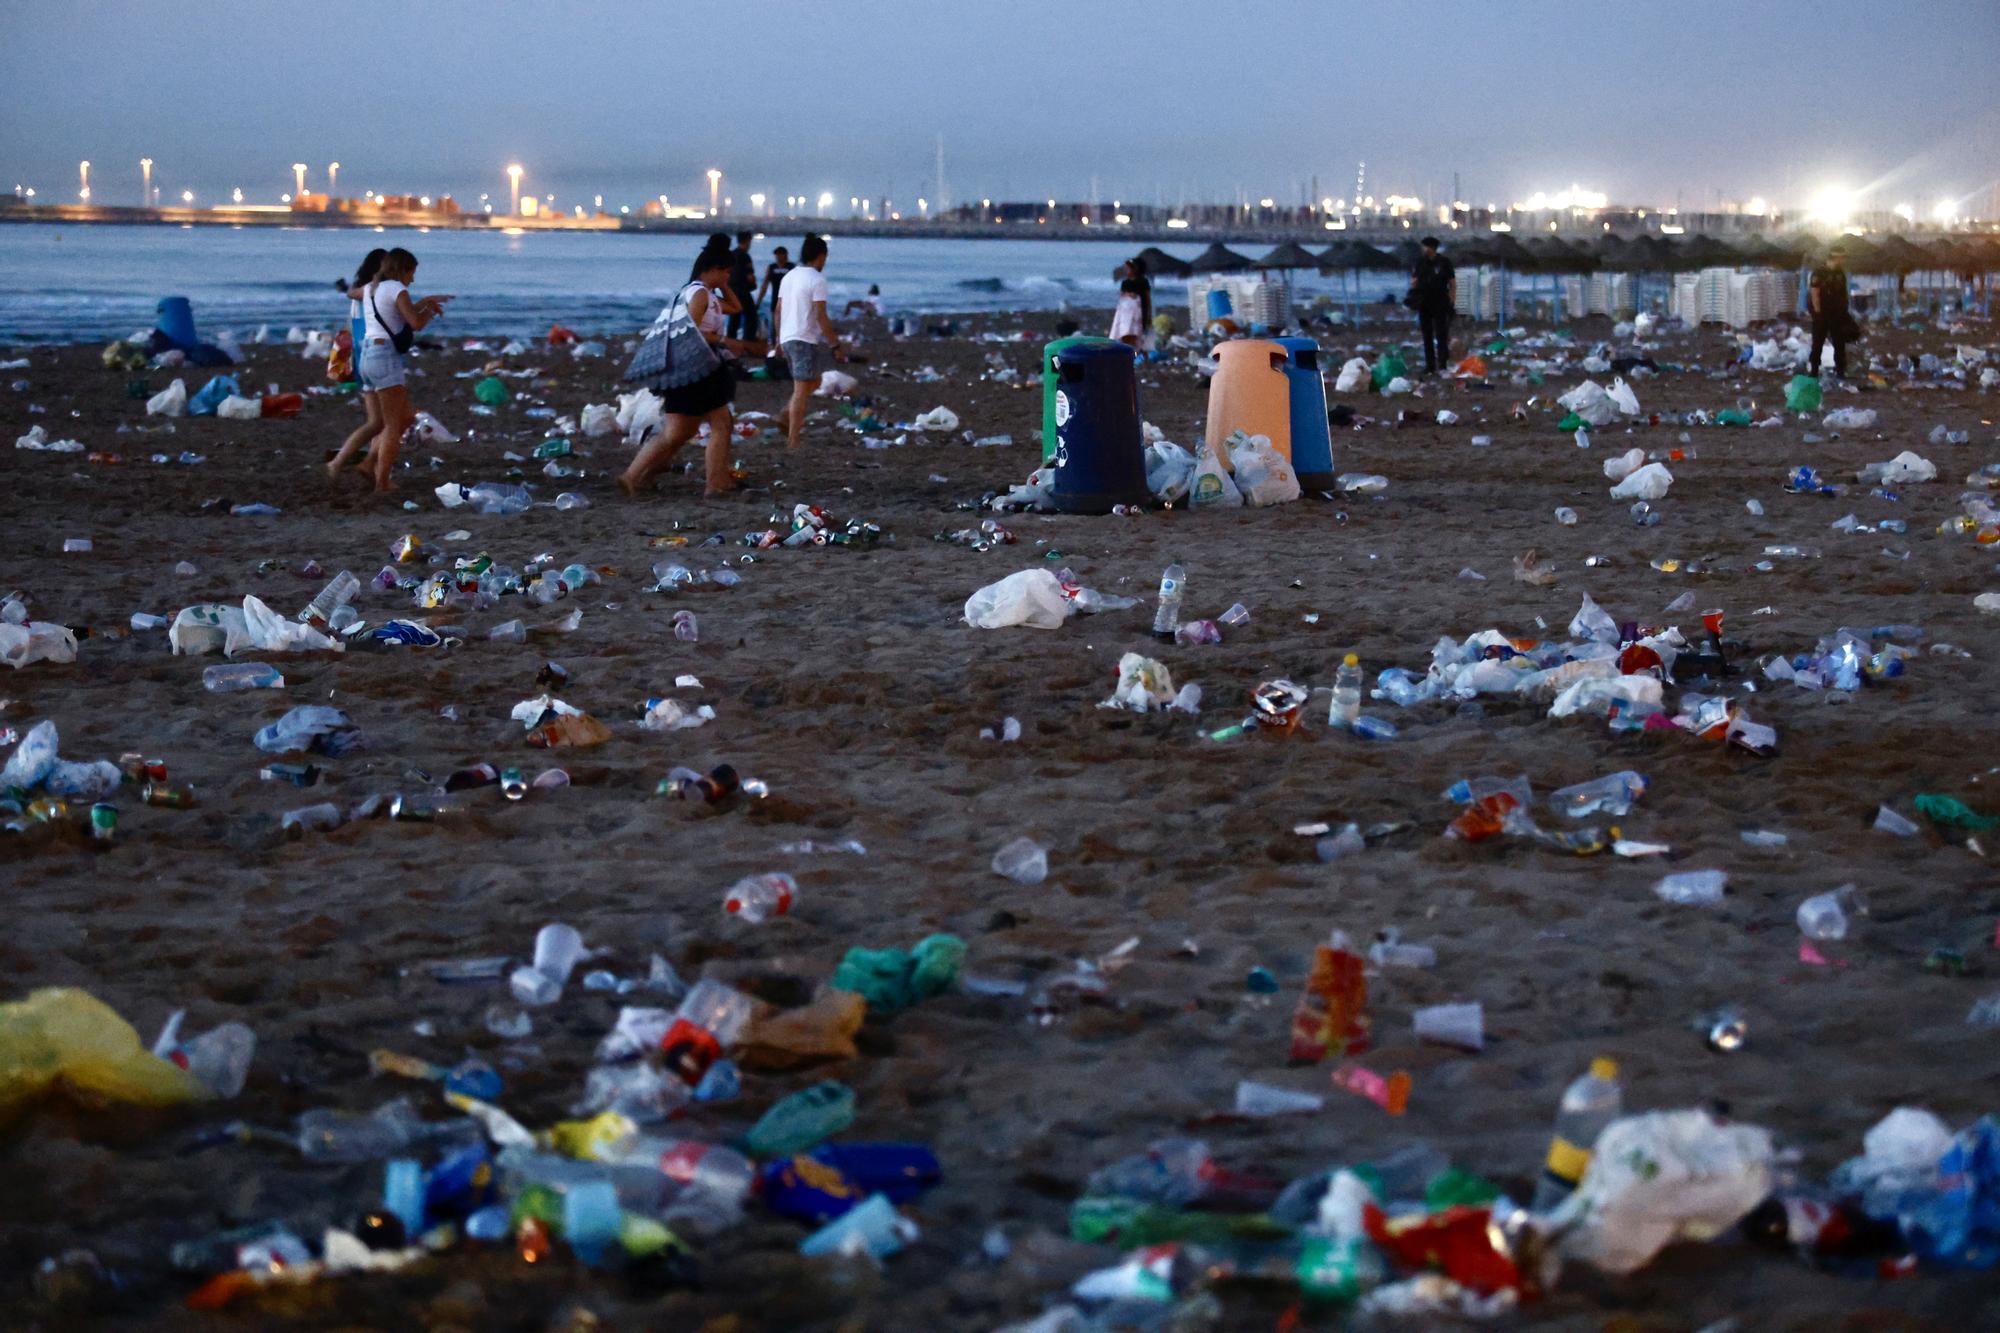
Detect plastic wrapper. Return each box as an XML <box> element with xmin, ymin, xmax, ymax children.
<box><xmin>1224</xmin><ymin>432</ymin><xmax>1301</xmax><ymax>507</ymax></box>
<box><xmin>0</xmin><ymin>988</ymin><xmax>210</xmax><ymax>1124</ymax></box>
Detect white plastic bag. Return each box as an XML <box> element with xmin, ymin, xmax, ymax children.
<box><xmin>1381</xmin><ymin>376</ymin><xmax>1414</xmax><ymax>396</ymax></box>
<box><xmin>301</xmin><ymin>331</ymin><xmax>334</xmax><ymax>361</ymax></box>
<box><xmin>815</xmin><ymin>369</ymin><xmax>859</xmax><ymax>399</ymax></box>
<box><xmin>216</xmin><ymin>394</ymin><xmax>261</xmax><ymax>420</ymax></box>
<box><xmin>1224</xmin><ymin>432</ymin><xmax>1301</xmax><ymax>507</ymax></box>
<box><xmin>1098</xmin><ymin>653</ymin><xmax>1176</xmax><ymax>712</ymax></box>
<box><xmin>1603</xmin><ymin>448</ymin><xmax>1646</xmax><ymax>483</ymax></box>
<box><xmin>580</xmin><ymin>403</ymin><xmax>618</xmax><ymax>438</ymax></box>
<box><xmin>1823</xmin><ymin>407</ymin><xmax>1878</xmax><ymax>430</ymax></box>
<box><xmin>1551</xmin><ymin>1109</ymin><xmax>1774</xmax><ymax>1275</ymax></box>
<box><xmin>1186</xmin><ymin>441</ymin><xmax>1244</xmax><ymax>509</ymax></box>
<box><xmin>1558</xmin><ymin>380</ymin><xmax>1617</xmax><ymax>426</ymax></box>
<box><xmin>913</xmin><ymin>405</ymin><xmax>958</xmax><ymax>431</ymax></box>
<box><xmin>412</xmin><ymin>412</ymin><xmax>458</xmax><ymax>444</ymax></box>
<box><xmin>0</xmin><ymin>621</ymin><xmax>78</xmax><ymax>669</ymax></box>
<box><xmin>1875</xmin><ymin>450</ymin><xmax>1936</xmax><ymax>484</ymax></box>
<box><xmin>991</xmin><ymin>466</ymin><xmax>1056</xmax><ymax>512</ymax></box>
<box><xmin>1608</xmin><ymin>462</ymin><xmax>1673</xmax><ymax>500</ymax></box>
<box><xmin>240</xmin><ymin>595</ymin><xmax>342</xmax><ymax>655</ymax></box>
<box><xmin>1144</xmin><ymin>440</ymin><xmax>1195</xmax><ymax>504</ymax></box>
<box><xmin>169</xmin><ymin>604</ymin><xmax>250</xmax><ymax>656</ymax></box>
<box><xmin>615</xmin><ymin>388</ymin><xmax>664</xmax><ymax>444</ymax></box>
<box><xmin>964</xmin><ymin>569</ymin><xmax>1074</xmax><ymax>630</ymax></box>
<box><xmin>1333</xmin><ymin>357</ymin><xmax>1370</xmax><ymax>393</ymax></box>
<box><xmin>147</xmin><ymin>378</ymin><xmax>188</xmax><ymax>417</ymax></box>
<box><xmin>1607</xmin><ymin>377</ymin><xmax>1640</xmax><ymax>416</ymax></box>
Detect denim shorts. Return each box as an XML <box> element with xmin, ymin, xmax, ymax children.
<box><xmin>782</xmin><ymin>339</ymin><xmax>827</xmax><ymax>382</ymax></box>
<box><xmin>358</xmin><ymin>341</ymin><xmax>406</xmax><ymax>392</ymax></box>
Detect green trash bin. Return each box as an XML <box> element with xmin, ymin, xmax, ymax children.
<box><xmin>1043</xmin><ymin>336</ymin><xmax>1119</xmax><ymax>462</ymax></box>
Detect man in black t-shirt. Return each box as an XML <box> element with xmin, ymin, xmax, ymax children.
<box><xmin>726</xmin><ymin>232</ymin><xmax>759</xmax><ymax>341</ymax></box>
<box><xmin>1807</xmin><ymin>245</ymin><xmax>1854</xmax><ymax>379</ymax></box>
<box><xmin>1408</xmin><ymin>236</ymin><xmax>1457</xmax><ymax>373</ymax></box>
<box><xmin>758</xmin><ymin>246</ymin><xmax>795</xmax><ymax>337</ymax></box>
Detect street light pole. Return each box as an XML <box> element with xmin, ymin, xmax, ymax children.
<box><xmin>78</xmin><ymin>161</ymin><xmax>89</xmax><ymax>202</ymax></box>
<box><xmin>292</xmin><ymin>163</ymin><xmax>307</xmax><ymax>198</ymax></box>
<box><xmin>507</xmin><ymin>164</ymin><xmax>523</xmax><ymax>216</ymax></box>
<box><xmin>707</xmin><ymin>168</ymin><xmax>721</xmax><ymax>217</ymax></box>
<box><xmin>140</xmin><ymin>158</ymin><xmax>153</xmax><ymax>207</ymax></box>
<box><xmin>329</xmin><ymin>162</ymin><xmax>340</xmax><ymax>198</ymax></box>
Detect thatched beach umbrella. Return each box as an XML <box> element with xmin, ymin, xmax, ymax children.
<box><xmin>1130</xmin><ymin>246</ymin><xmax>1193</xmax><ymax>279</ymax></box>
<box><xmin>1186</xmin><ymin>243</ymin><xmax>1254</xmax><ymax>273</ymax></box>
<box><xmin>1525</xmin><ymin>234</ymin><xmax>1598</xmax><ymax>274</ymax></box>
<box><xmin>1254</xmin><ymin>240</ymin><xmax>1322</xmax><ymax>271</ymax></box>
<box><xmin>1675</xmin><ymin>234</ymin><xmax>1743</xmax><ymax>270</ymax></box>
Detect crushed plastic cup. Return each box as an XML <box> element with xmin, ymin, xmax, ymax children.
<box><xmin>1412</xmin><ymin>1002</ymin><xmax>1483</xmax><ymax>1051</ymax></box>
<box><xmin>1873</xmin><ymin>806</ymin><xmax>1920</xmax><ymax>837</ymax></box>
<box><xmin>992</xmin><ymin>836</ymin><xmax>1048</xmax><ymax>885</ymax></box>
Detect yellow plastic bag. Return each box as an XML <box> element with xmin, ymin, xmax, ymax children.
<box><xmin>0</xmin><ymin>988</ymin><xmax>209</xmax><ymax>1122</ymax></box>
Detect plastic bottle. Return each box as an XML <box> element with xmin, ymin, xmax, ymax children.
<box><xmin>300</xmin><ymin>570</ymin><xmax>360</xmax><ymax>627</ymax></box>
<box><xmin>202</xmin><ymin>663</ymin><xmax>284</xmax><ymax>693</ymax></box>
<box><xmin>1554</xmin><ymin>506</ymin><xmax>1578</xmax><ymax>526</ymax></box>
<box><xmin>672</xmin><ymin>610</ymin><xmax>699</xmax><ymax>643</ymax></box>
<box><xmin>1329</xmin><ymin>654</ymin><xmax>1362</xmax><ymax>729</ymax></box>
<box><xmin>1234</xmin><ymin>1081</ymin><xmax>1326</xmax><ymax>1117</ymax></box>
<box><xmin>661</xmin><ymin>980</ymin><xmax>753</xmax><ymax>1086</ymax></box>
<box><xmin>1531</xmin><ymin>1057</ymin><xmax>1622</xmax><ymax>1213</ymax></box>
<box><xmin>723</xmin><ymin>872</ymin><xmax>796</xmax><ymax>923</ymax></box>
<box><xmin>1150</xmin><ymin>562</ymin><xmax>1185</xmax><ymax>640</ymax></box>
<box><xmin>599</xmin><ymin>1137</ymin><xmax>756</xmax><ymax>1221</ymax></box>
<box><xmin>1550</xmin><ymin>771</ymin><xmax>1648</xmax><ymax>819</ymax></box>
<box><xmin>281</xmin><ymin>802</ymin><xmax>342</xmax><ymax>834</ymax></box>
<box><xmin>1796</xmin><ymin>884</ymin><xmax>1862</xmax><ymax>941</ymax></box>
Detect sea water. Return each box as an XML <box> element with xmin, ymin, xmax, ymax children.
<box><xmin>0</xmin><ymin>222</ymin><xmax>1400</xmax><ymax>343</ymax></box>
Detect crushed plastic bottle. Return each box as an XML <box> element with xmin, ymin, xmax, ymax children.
<box><xmin>1550</xmin><ymin>771</ymin><xmax>1647</xmax><ymax>819</ymax></box>
<box><xmin>1654</xmin><ymin>869</ymin><xmax>1727</xmax><ymax>905</ymax></box>
<box><xmin>723</xmin><ymin>872</ymin><xmax>796</xmax><ymax>923</ymax></box>
<box><xmin>202</xmin><ymin>663</ymin><xmax>284</xmax><ymax>692</ymax></box>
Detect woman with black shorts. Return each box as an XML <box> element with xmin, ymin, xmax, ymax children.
<box><xmin>620</xmin><ymin>240</ymin><xmax>758</xmax><ymax>499</ymax></box>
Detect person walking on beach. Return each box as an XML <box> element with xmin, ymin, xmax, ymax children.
<box><xmin>726</xmin><ymin>231</ymin><xmax>759</xmax><ymax>340</ymax></box>
<box><xmin>758</xmin><ymin>245</ymin><xmax>794</xmax><ymax>339</ymax></box>
<box><xmin>357</xmin><ymin>247</ymin><xmax>451</xmax><ymax>493</ymax></box>
<box><xmin>327</xmin><ymin>247</ymin><xmax>386</xmax><ymax>479</ymax></box>
<box><xmin>1127</xmin><ymin>255</ymin><xmax>1154</xmax><ymax>344</ymax></box>
<box><xmin>1808</xmin><ymin>244</ymin><xmax>1855</xmax><ymax>380</ymax></box>
<box><xmin>1408</xmin><ymin>236</ymin><xmax>1456</xmax><ymax>375</ymax></box>
<box><xmin>619</xmin><ymin>239</ymin><xmax>752</xmax><ymax>498</ymax></box>
<box><xmin>774</xmin><ymin>235</ymin><xmax>842</xmax><ymax>449</ymax></box>
<box><xmin>1109</xmin><ymin>276</ymin><xmax>1145</xmax><ymax>349</ymax></box>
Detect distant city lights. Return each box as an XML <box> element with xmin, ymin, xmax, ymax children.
<box><xmin>1513</xmin><ymin>185</ymin><xmax>1609</xmax><ymax>211</ymax></box>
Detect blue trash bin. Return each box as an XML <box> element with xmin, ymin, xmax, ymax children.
<box><xmin>1274</xmin><ymin>336</ymin><xmax>1336</xmax><ymax>490</ymax></box>
<box><xmin>1049</xmin><ymin>340</ymin><xmax>1149</xmax><ymax>515</ymax></box>
<box><xmin>156</xmin><ymin>296</ymin><xmax>198</xmax><ymax>351</ymax></box>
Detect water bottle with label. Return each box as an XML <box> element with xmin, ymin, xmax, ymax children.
<box><xmin>1531</xmin><ymin>1057</ymin><xmax>1622</xmax><ymax>1212</ymax></box>
<box><xmin>1150</xmin><ymin>563</ymin><xmax>1184</xmax><ymax>640</ymax></box>
<box><xmin>300</xmin><ymin>570</ymin><xmax>360</xmax><ymax>627</ymax></box>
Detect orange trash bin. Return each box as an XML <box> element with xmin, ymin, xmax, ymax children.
<box><xmin>1205</xmin><ymin>339</ymin><xmax>1292</xmax><ymax>470</ymax></box>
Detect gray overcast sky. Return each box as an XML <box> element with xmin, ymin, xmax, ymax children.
<box><xmin>3</xmin><ymin>0</ymin><xmax>1996</xmax><ymax>216</ymax></box>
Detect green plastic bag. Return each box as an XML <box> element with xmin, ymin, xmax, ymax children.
<box><xmin>1715</xmin><ymin>408</ymin><xmax>1753</xmax><ymax>427</ymax></box>
<box><xmin>1369</xmin><ymin>351</ymin><xmax>1408</xmax><ymax>391</ymax></box>
<box><xmin>1485</xmin><ymin>337</ymin><xmax>1511</xmax><ymax>355</ymax></box>
<box><xmin>1556</xmin><ymin>411</ymin><xmax>1583</xmax><ymax>432</ymax></box>
<box><xmin>830</xmin><ymin>934</ymin><xmax>965</xmax><ymax>1015</ymax></box>
<box><xmin>1785</xmin><ymin>374</ymin><xmax>1823</xmax><ymax>413</ymax></box>
<box><xmin>473</xmin><ymin>376</ymin><xmax>509</xmax><ymax>407</ymax></box>
<box><xmin>1914</xmin><ymin>793</ymin><xmax>1998</xmax><ymax>830</ymax></box>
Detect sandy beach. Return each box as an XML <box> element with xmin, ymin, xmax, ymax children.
<box><xmin>3</xmin><ymin>302</ymin><xmax>1999</xmax><ymax>1329</ymax></box>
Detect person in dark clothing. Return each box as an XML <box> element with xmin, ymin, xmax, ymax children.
<box><xmin>1807</xmin><ymin>245</ymin><xmax>1854</xmax><ymax>379</ymax></box>
<box><xmin>1407</xmin><ymin>236</ymin><xmax>1457</xmax><ymax>374</ymax></box>
<box><xmin>726</xmin><ymin>231</ymin><xmax>759</xmax><ymax>341</ymax></box>
<box><xmin>758</xmin><ymin>246</ymin><xmax>794</xmax><ymax>333</ymax></box>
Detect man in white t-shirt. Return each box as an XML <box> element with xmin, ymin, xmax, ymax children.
<box><xmin>774</xmin><ymin>234</ymin><xmax>841</xmax><ymax>449</ymax></box>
